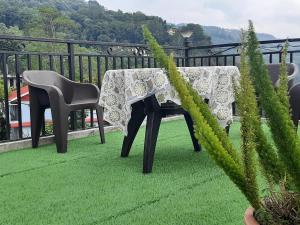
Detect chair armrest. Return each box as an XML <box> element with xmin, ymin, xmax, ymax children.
<box><xmin>23</xmin><ymin>78</ymin><xmax>64</xmax><ymax>100</ymax></box>
<box><xmin>45</xmin><ymin>85</ymin><xmax>67</xmax><ymax>107</ymax></box>
<box><xmin>288</xmin><ymin>63</ymin><xmax>299</xmax><ymax>80</ymax></box>
<box><xmin>47</xmin><ymin>85</ymin><xmax>64</xmax><ymax>98</ymax></box>
<box><xmin>24</xmin><ymin>80</ymin><xmax>66</xmax><ymax>106</ymax></box>
<box><xmin>274</xmin><ymin>63</ymin><xmax>299</xmax><ymax>90</ymax></box>
<box><xmin>287</xmin><ymin>63</ymin><xmax>299</xmax><ymax>89</ymax></box>
<box><xmin>66</xmin><ymin>81</ymin><xmax>100</xmax><ymax>102</ymax></box>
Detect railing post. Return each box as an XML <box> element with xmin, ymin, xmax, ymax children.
<box><xmin>67</xmin><ymin>42</ymin><xmax>76</xmax><ymax>130</ymax></box>
<box><xmin>184</xmin><ymin>38</ymin><xmax>191</xmax><ymax>67</ymax></box>
<box><xmin>15</xmin><ymin>54</ymin><xmax>23</xmax><ymax>139</ymax></box>
<box><xmin>67</xmin><ymin>42</ymin><xmax>75</xmax><ymax>80</ymax></box>
<box><xmin>1</xmin><ymin>53</ymin><xmax>10</xmax><ymax>140</ymax></box>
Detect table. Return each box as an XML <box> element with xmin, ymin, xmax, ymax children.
<box><xmin>99</xmin><ymin>66</ymin><xmax>240</xmax><ymax>173</ymax></box>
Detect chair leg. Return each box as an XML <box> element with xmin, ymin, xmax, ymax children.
<box><xmin>184</xmin><ymin>113</ymin><xmax>201</xmax><ymax>152</ymax></box>
<box><xmin>143</xmin><ymin>110</ymin><xmax>162</xmax><ymax>174</ymax></box>
<box><xmin>289</xmin><ymin>86</ymin><xmax>300</xmax><ymax>129</ymax></box>
<box><xmin>51</xmin><ymin>109</ymin><xmax>69</xmax><ymax>153</ymax></box>
<box><xmin>95</xmin><ymin>105</ymin><xmax>105</xmax><ymax>144</ymax></box>
<box><xmin>29</xmin><ymin>88</ymin><xmax>45</xmax><ymax>148</ymax></box>
<box><xmin>291</xmin><ymin>109</ymin><xmax>299</xmax><ymax>129</ymax></box>
<box><xmin>121</xmin><ymin>101</ymin><xmax>146</xmax><ymax>157</ymax></box>
<box><xmin>225</xmin><ymin>125</ymin><xmax>230</xmax><ymax>135</ymax></box>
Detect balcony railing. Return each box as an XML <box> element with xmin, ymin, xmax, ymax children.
<box><xmin>0</xmin><ymin>35</ymin><xmax>300</xmax><ymax>143</ymax></box>
<box><xmin>186</xmin><ymin>38</ymin><xmax>300</xmax><ymax>66</ymax></box>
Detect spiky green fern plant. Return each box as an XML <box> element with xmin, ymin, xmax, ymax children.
<box><xmin>234</xmin><ymin>40</ymin><xmax>260</xmax><ymax>208</ymax></box>
<box><xmin>235</xmin><ymin>33</ymin><xmax>285</xmax><ymax>186</ymax></box>
<box><xmin>143</xmin><ymin>22</ymin><xmax>300</xmax><ymax>223</ymax></box>
<box><xmin>247</xmin><ymin>21</ymin><xmax>300</xmax><ymax>191</ymax></box>
<box><xmin>277</xmin><ymin>41</ymin><xmax>290</xmax><ymax>112</ymax></box>
<box><xmin>143</xmin><ymin>26</ymin><xmax>260</xmax><ymax>209</ymax></box>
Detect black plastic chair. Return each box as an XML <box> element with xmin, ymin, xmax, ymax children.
<box><xmin>121</xmin><ymin>95</ymin><xmax>201</xmax><ymax>173</ymax></box>
<box><xmin>23</xmin><ymin>70</ymin><xmax>105</xmax><ymax>153</ymax></box>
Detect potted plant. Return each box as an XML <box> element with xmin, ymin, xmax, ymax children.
<box><xmin>142</xmin><ymin>21</ymin><xmax>300</xmax><ymax>225</ymax></box>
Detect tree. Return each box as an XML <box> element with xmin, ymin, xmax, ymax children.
<box><xmin>178</xmin><ymin>23</ymin><xmax>211</xmax><ymax>46</ymax></box>
<box><xmin>28</xmin><ymin>6</ymin><xmax>77</xmax><ymax>38</ymax></box>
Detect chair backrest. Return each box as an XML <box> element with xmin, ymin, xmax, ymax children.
<box><xmin>23</xmin><ymin>70</ymin><xmax>65</xmax><ymax>86</ymax></box>
<box><xmin>23</xmin><ymin>70</ymin><xmax>74</xmax><ymax>103</ymax></box>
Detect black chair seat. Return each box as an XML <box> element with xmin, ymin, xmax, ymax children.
<box><xmin>161</xmin><ymin>101</ymin><xmax>180</xmax><ymax>108</ymax></box>
<box><xmin>160</xmin><ymin>101</ymin><xmax>185</xmax><ymax>115</ymax></box>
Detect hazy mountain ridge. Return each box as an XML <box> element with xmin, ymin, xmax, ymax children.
<box><xmin>175</xmin><ymin>23</ymin><xmax>276</xmax><ymax>44</ymax></box>
<box><xmin>203</xmin><ymin>26</ymin><xmax>276</xmax><ymax>44</ymax></box>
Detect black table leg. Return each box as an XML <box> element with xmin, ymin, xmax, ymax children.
<box><xmin>121</xmin><ymin>101</ymin><xmax>146</xmax><ymax>157</ymax></box>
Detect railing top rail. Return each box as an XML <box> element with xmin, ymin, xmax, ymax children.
<box><xmin>189</xmin><ymin>38</ymin><xmax>300</xmax><ymax>50</ymax></box>
<box><xmin>0</xmin><ymin>50</ymin><xmax>70</xmax><ymax>56</ymax></box>
<box><xmin>189</xmin><ymin>49</ymin><xmax>300</xmax><ymax>58</ymax></box>
<box><xmin>1</xmin><ymin>35</ymin><xmax>300</xmax><ymax>52</ymax></box>
<box><xmin>0</xmin><ymin>35</ymin><xmax>185</xmax><ymax>50</ymax></box>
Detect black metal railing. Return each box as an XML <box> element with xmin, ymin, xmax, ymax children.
<box><xmin>186</xmin><ymin>38</ymin><xmax>300</xmax><ymax>67</ymax></box>
<box><xmin>0</xmin><ymin>35</ymin><xmax>300</xmax><ymax>142</ymax></box>
<box><xmin>0</xmin><ymin>35</ymin><xmax>186</xmax><ymax>141</ymax></box>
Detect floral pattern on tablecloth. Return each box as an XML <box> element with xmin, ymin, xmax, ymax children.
<box><xmin>99</xmin><ymin>66</ymin><xmax>240</xmax><ymax>135</ymax></box>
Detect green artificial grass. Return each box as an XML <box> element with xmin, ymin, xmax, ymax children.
<box><xmin>0</xmin><ymin>119</ymin><xmax>252</xmax><ymax>225</ymax></box>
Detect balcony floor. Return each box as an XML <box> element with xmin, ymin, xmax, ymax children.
<box><xmin>0</xmin><ymin>119</ymin><xmax>249</xmax><ymax>225</ymax></box>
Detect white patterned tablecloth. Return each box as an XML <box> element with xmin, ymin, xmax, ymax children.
<box><xmin>99</xmin><ymin>66</ymin><xmax>240</xmax><ymax>135</ymax></box>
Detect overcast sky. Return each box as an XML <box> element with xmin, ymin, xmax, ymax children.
<box><xmin>96</xmin><ymin>0</ymin><xmax>300</xmax><ymax>38</ymax></box>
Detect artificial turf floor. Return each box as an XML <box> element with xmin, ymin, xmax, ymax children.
<box><xmin>0</xmin><ymin>119</ymin><xmax>250</xmax><ymax>225</ymax></box>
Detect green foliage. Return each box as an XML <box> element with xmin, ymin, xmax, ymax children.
<box><xmin>277</xmin><ymin>41</ymin><xmax>290</xmax><ymax>112</ymax></box>
<box><xmin>28</xmin><ymin>6</ymin><xmax>78</xmax><ymax>38</ymax></box>
<box><xmin>143</xmin><ymin>26</ymin><xmax>240</xmax><ymax>166</ymax></box>
<box><xmin>235</xmin><ymin>33</ymin><xmax>285</xmax><ymax>186</ymax></box>
<box><xmin>186</xmin><ymin>81</ymin><xmax>241</xmax><ymax>165</ymax></box>
<box><xmin>0</xmin><ymin>0</ymin><xmax>212</xmax><ymax>83</ymax></box>
<box><xmin>0</xmin><ymin>23</ymin><xmax>24</xmax><ymax>51</ymax></box>
<box><xmin>143</xmin><ymin>21</ymin><xmax>300</xmax><ymax>216</ymax></box>
<box><xmin>234</xmin><ymin>36</ymin><xmax>260</xmax><ymax>206</ymax></box>
<box><xmin>0</xmin><ymin>79</ymin><xmax>5</xmax><ymax>101</ymax></box>
<box><xmin>0</xmin><ymin>79</ymin><xmax>8</xmax><ymax>140</ymax></box>
<box><xmin>143</xmin><ymin>26</ymin><xmax>261</xmax><ymax>209</ymax></box>
<box><xmin>170</xmin><ymin>23</ymin><xmax>212</xmax><ymax>47</ymax></box>
<box><xmin>247</xmin><ymin>21</ymin><xmax>300</xmax><ymax>192</ymax></box>
<box><xmin>0</xmin><ymin>0</ymin><xmax>211</xmax><ymax>46</ymax></box>
<box><xmin>44</xmin><ymin>122</ymin><xmax>53</xmax><ymax>135</ymax></box>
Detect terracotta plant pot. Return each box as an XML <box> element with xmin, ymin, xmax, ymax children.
<box><xmin>244</xmin><ymin>207</ymin><xmax>260</xmax><ymax>225</ymax></box>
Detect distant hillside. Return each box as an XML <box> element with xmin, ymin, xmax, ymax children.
<box><xmin>0</xmin><ymin>0</ymin><xmax>276</xmax><ymax>47</ymax></box>
<box><xmin>0</xmin><ymin>0</ymin><xmax>211</xmax><ymax>46</ymax></box>
<box><xmin>202</xmin><ymin>26</ymin><xmax>276</xmax><ymax>44</ymax></box>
